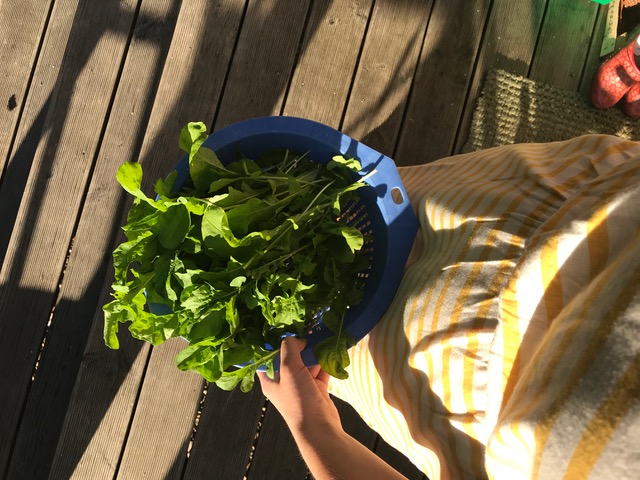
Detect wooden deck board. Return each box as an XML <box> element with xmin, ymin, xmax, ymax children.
<box><xmin>116</xmin><ymin>340</ymin><xmax>204</xmax><ymax>480</ymax></box>
<box><xmin>453</xmin><ymin>0</ymin><xmax>550</xmax><ymax>154</ymax></box>
<box><xmin>49</xmin><ymin>1</ymin><xmax>249</xmax><ymax>478</ymax></box>
<box><xmin>0</xmin><ymin>0</ymin><xmax>140</xmax><ymax>474</ymax></box>
<box><xmin>394</xmin><ymin>0</ymin><xmax>492</xmax><ymax>165</ymax></box>
<box><xmin>283</xmin><ymin>0</ymin><xmax>372</xmax><ymax>129</ymax></box>
<box><xmin>341</xmin><ymin>0</ymin><xmax>433</xmax><ymax>158</ymax></box>
<box><xmin>247</xmin><ymin>405</ymin><xmax>310</xmax><ymax>479</ymax></box>
<box><xmin>182</xmin><ymin>384</ymin><xmax>266</xmax><ymax>480</ymax></box>
<box><xmin>5</xmin><ymin>0</ymin><xmax>183</xmax><ymax>476</ymax></box>
<box><xmin>0</xmin><ymin>0</ymin><xmax>610</xmax><ymax>478</ymax></box>
<box><xmin>530</xmin><ymin>0</ymin><xmax>599</xmax><ymax>90</ymax></box>
<box><xmin>214</xmin><ymin>0</ymin><xmax>311</xmax><ymax>129</ymax></box>
<box><xmin>579</xmin><ymin>2</ymin><xmax>610</xmax><ymax>96</ymax></box>
<box><xmin>0</xmin><ymin>0</ymin><xmax>53</xmax><ymax>177</ymax></box>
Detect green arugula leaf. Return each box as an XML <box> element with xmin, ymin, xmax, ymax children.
<box><xmin>157</xmin><ymin>204</ymin><xmax>190</xmax><ymax>249</ymax></box>
<box><xmin>195</xmin><ymin>354</ymin><xmax>223</xmax><ymax>382</ymax></box>
<box><xmin>103</xmin><ymin>301</ymin><xmax>131</xmax><ymax>349</ymax></box>
<box><xmin>116</xmin><ymin>161</ymin><xmax>143</xmax><ymax>196</ymax></box>
<box><xmin>154</xmin><ymin>170</ymin><xmax>178</xmax><ymax>197</ymax></box>
<box><xmin>175</xmin><ymin>343</ymin><xmax>216</xmax><ymax>370</ymax></box>
<box><xmin>340</xmin><ymin>226</ymin><xmax>364</xmax><ymax>253</ymax></box>
<box><xmin>179</xmin><ymin>121</ymin><xmax>208</xmax><ymax>156</ymax></box>
<box><xmin>313</xmin><ymin>334</ymin><xmax>351</xmax><ymax>380</ymax></box>
<box><xmin>116</xmin><ymin>162</ymin><xmax>163</xmax><ymax>210</ymax></box>
<box><xmin>327</xmin><ymin>155</ymin><xmax>362</xmax><ymax>173</ymax></box>
<box><xmin>128</xmin><ymin>311</ymin><xmax>179</xmax><ymax>345</ymax></box>
<box><xmin>202</xmin><ymin>205</ymin><xmax>239</xmax><ymax>248</ymax></box>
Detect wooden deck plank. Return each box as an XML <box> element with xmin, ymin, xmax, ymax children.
<box><xmin>214</xmin><ymin>0</ymin><xmax>311</xmax><ymax>129</ymax></box>
<box><xmin>247</xmin><ymin>405</ymin><xmax>310</xmax><ymax>479</ymax></box>
<box><xmin>342</xmin><ymin>0</ymin><xmax>433</xmax><ymax>157</ymax></box>
<box><xmin>394</xmin><ymin>0</ymin><xmax>492</xmax><ymax>166</ymax></box>
<box><xmin>5</xmin><ymin>1</ymin><xmax>184</xmax><ymax>477</ymax></box>
<box><xmin>0</xmin><ymin>0</ymin><xmax>53</xmax><ymax>178</ymax></box>
<box><xmin>117</xmin><ymin>340</ymin><xmax>204</xmax><ymax>480</ymax></box>
<box><xmin>453</xmin><ymin>0</ymin><xmax>549</xmax><ymax>153</ymax></box>
<box><xmin>47</xmin><ymin>1</ymin><xmax>249</xmax><ymax>478</ymax></box>
<box><xmin>529</xmin><ymin>0</ymin><xmax>599</xmax><ymax>90</ymax></box>
<box><xmin>182</xmin><ymin>385</ymin><xmax>266</xmax><ymax>480</ymax></box>
<box><xmin>579</xmin><ymin>3</ymin><xmax>608</xmax><ymax>96</ymax></box>
<box><xmin>0</xmin><ymin>0</ymin><xmax>140</xmax><ymax>473</ymax></box>
<box><xmin>282</xmin><ymin>0</ymin><xmax>372</xmax><ymax>129</ymax></box>
<box><xmin>48</xmin><ymin>315</ymin><xmax>151</xmax><ymax>479</ymax></box>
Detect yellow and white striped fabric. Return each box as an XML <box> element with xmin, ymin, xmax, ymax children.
<box><xmin>327</xmin><ymin>135</ymin><xmax>640</xmax><ymax>479</ymax></box>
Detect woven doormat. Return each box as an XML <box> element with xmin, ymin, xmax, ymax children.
<box><xmin>463</xmin><ymin>69</ymin><xmax>640</xmax><ymax>152</ymax></box>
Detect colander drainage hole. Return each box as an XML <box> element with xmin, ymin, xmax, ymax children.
<box><xmin>391</xmin><ymin>187</ymin><xmax>404</xmax><ymax>204</ymax></box>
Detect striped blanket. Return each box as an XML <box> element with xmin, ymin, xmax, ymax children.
<box><xmin>328</xmin><ymin>135</ymin><xmax>640</xmax><ymax>479</ymax></box>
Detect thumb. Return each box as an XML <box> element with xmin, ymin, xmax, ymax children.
<box><xmin>279</xmin><ymin>337</ymin><xmax>307</xmax><ymax>379</ymax></box>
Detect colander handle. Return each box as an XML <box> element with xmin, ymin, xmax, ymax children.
<box><xmin>353</xmin><ymin>149</ymin><xmax>412</xmax><ymax>225</ymax></box>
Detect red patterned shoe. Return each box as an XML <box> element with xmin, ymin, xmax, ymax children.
<box><xmin>592</xmin><ymin>34</ymin><xmax>640</xmax><ymax>109</ymax></box>
<box><xmin>624</xmin><ymin>82</ymin><xmax>640</xmax><ymax>119</ymax></box>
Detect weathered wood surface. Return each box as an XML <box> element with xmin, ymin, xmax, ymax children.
<box><xmin>0</xmin><ymin>0</ymin><xmax>606</xmax><ymax>479</ymax></box>
<box><xmin>342</xmin><ymin>0</ymin><xmax>433</xmax><ymax>157</ymax></box>
<box><xmin>0</xmin><ymin>0</ymin><xmax>53</xmax><ymax>177</ymax></box>
<box><xmin>0</xmin><ymin>0</ymin><xmax>140</xmax><ymax>475</ymax></box>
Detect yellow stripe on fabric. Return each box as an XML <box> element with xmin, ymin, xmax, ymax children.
<box><xmin>540</xmin><ymin>235</ymin><xmax>563</xmax><ymax>325</ymax></box>
<box><xmin>442</xmin><ymin>230</ymin><xmax>503</xmax><ymax>477</ymax></box>
<box><xmin>563</xmin><ymin>353</ymin><xmax>640</xmax><ymax>480</ymax></box>
<box><xmin>417</xmin><ymin>147</ymin><xmax>526</xmax><ymax>263</ymax></box>
<box><xmin>590</xmin><ymin>137</ymin><xmax>640</xmax><ymax>170</ymax></box>
<box><xmin>393</xmin><ymin>158</ymin><xmax>527</xmax><ymax>476</ymax></box>
<box><xmin>418</xmin><ymin>148</ymin><xmax>555</xmax><ymax>453</ymax></box>
<box><xmin>335</xmin><ymin>136</ymin><xmax>640</xmax><ymax>480</ymax></box>
<box><xmin>498</xmin><ymin>144</ymin><xmax>637</xmax><ymax>409</ymax></box>
<box><xmin>503</xmin><ymin>166</ymin><xmax>640</xmax><ymax>420</ymax></box>
<box><xmin>411</xmin><ymin>164</ymin><xmax>542</xmax><ymax>476</ymax></box>
<box><xmin>486</xmin><ymin>424</ymin><xmax>534</xmax><ymax>479</ymax></box>
<box><xmin>529</xmin><ymin>254</ymin><xmax>640</xmax><ymax>479</ymax></box>
<box><xmin>366</xmin><ymin>137</ymin><xmax>638</xmax><ymax>477</ymax></box>
<box><xmin>503</xmin><ymin>195</ymin><xmax>636</xmax><ymax>464</ymax></box>
<box><xmin>502</xmin><ymin>139</ymin><xmax>640</xmax><ymax>458</ymax></box>
<box><xmin>586</xmin><ymin>204</ymin><xmax>610</xmax><ymax>283</ymax></box>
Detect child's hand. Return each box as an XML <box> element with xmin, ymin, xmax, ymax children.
<box><xmin>257</xmin><ymin>337</ymin><xmax>341</xmax><ymax>433</ymax></box>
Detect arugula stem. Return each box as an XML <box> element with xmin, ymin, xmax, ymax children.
<box><xmin>300</xmin><ymin>180</ymin><xmax>335</xmax><ymax>217</ymax></box>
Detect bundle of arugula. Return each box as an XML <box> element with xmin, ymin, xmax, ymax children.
<box><xmin>103</xmin><ymin>122</ymin><xmax>371</xmax><ymax>392</ymax></box>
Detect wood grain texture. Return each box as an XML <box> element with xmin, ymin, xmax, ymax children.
<box><xmin>283</xmin><ymin>0</ymin><xmax>372</xmax><ymax>129</ymax></box>
<box><xmin>0</xmin><ymin>0</ymin><xmax>139</xmax><ymax>474</ymax></box>
<box><xmin>247</xmin><ymin>404</ymin><xmax>310</xmax><ymax>479</ymax></box>
<box><xmin>453</xmin><ymin>0</ymin><xmax>549</xmax><ymax>153</ymax></box>
<box><xmin>214</xmin><ymin>0</ymin><xmax>311</xmax><ymax>129</ymax></box>
<box><xmin>49</xmin><ymin>314</ymin><xmax>151</xmax><ymax>480</ymax></box>
<box><xmin>395</xmin><ymin>0</ymin><xmax>492</xmax><ymax>165</ymax></box>
<box><xmin>530</xmin><ymin>0</ymin><xmax>599</xmax><ymax>90</ymax></box>
<box><xmin>0</xmin><ymin>0</ymin><xmax>53</xmax><ymax>178</ymax></box>
<box><xmin>579</xmin><ymin>3</ymin><xmax>608</xmax><ymax>96</ymax></box>
<box><xmin>342</xmin><ymin>0</ymin><xmax>433</xmax><ymax>157</ymax></box>
<box><xmin>5</xmin><ymin>1</ymin><xmax>183</xmax><ymax>477</ymax></box>
<box><xmin>49</xmin><ymin>1</ymin><xmax>249</xmax><ymax>478</ymax></box>
<box><xmin>182</xmin><ymin>384</ymin><xmax>266</xmax><ymax>480</ymax></box>
<box><xmin>117</xmin><ymin>340</ymin><xmax>205</xmax><ymax>480</ymax></box>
